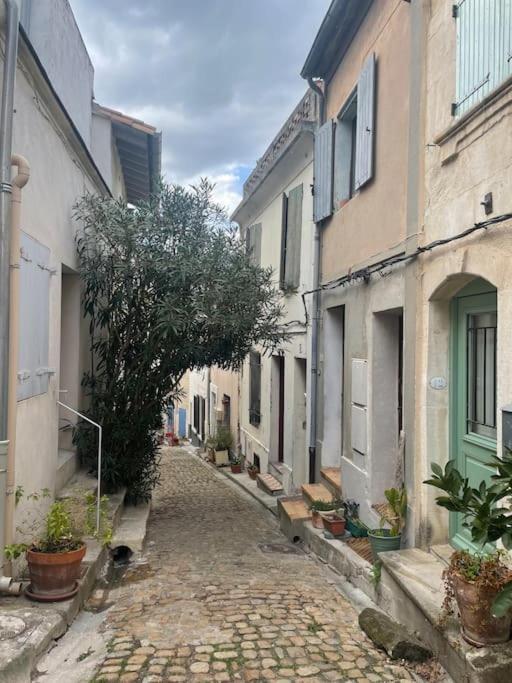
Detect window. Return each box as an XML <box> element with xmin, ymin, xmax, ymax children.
<box><xmin>313</xmin><ymin>52</ymin><xmax>376</xmax><ymax>221</ymax></box>
<box><xmin>453</xmin><ymin>0</ymin><xmax>512</xmax><ymax>116</ymax></box>
<box><xmin>249</xmin><ymin>350</ymin><xmax>261</xmax><ymax>426</ymax></box>
<box><xmin>466</xmin><ymin>312</ymin><xmax>497</xmax><ymax>439</ymax></box>
<box><xmin>334</xmin><ymin>93</ymin><xmax>358</xmax><ymax>207</ymax></box>
<box><xmin>18</xmin><ymin>232</ymin><xmax>51</xmax><ymax>401</ymax></box>
<box><xmin>279</xmin><ymin>184</ymin><xmax>303</xmax><ymax>289</ymax></box>
<box><xmin>245</xmin><ymin>223</ymin><xmax>262</xmax><ymax>265</ymax></box>
<box><xmin>222</xmin><ymin>394</ymin><xmax>231</xmax><ymax>427</ymax></box>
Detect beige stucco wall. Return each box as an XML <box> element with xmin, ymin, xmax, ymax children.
<box><xmin>415</xmin><ymin>0</ymin><xmax>512</xmax><ymax>546</ymax></box>
<box><xmin>321</xmin><ymin>0</ymin><xmax>411</xmax><ymax>282</ymax></box>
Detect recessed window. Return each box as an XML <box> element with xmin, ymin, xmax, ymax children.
<box><xmin>334</xmin><ymin>93</ymin><xmax>358</xmax><ymax>208</ymax></box>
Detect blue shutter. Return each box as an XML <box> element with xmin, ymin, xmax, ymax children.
<box><xmin>355</xmin><ymin>52</ymin><xmax>376</xmax><ymax>191</ymax></box>
<box><xmin>455</xmin><ymin>0</ymin><xmax>512</xmax><ymax>116</ymax></box>
<box><xmin>313</xmin><ymin>120</ymin><xmax>334</xmax><ymax>222</ymax></box>
<box><xmin>18</xmin><ymin>232</ymin><xmax>51</xmax><ymax>401</ymax></box>
<box><xmin>285</xmin><ymin>184</ymin><xmax>303</xmax><ymax>288</ymax></box>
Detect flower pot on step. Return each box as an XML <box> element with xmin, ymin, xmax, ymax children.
<box><xmin>230</xmin><ymin>463</ymin><xmax>242</xmax><ymax>474</ymax></box>
<box><xmin>368</xmin><ymin>529</ymin><xmax>401</xmax><ymax>562</ymax></box>
<box><xmin>452</xmin><ymin>573</ymin><xmax>512</xmax><ymax>646</ymax></box>
<box><xmin>247</xmin><ymin>467</ymin><xmax>259</xmax><ymax>480</ymax></box>
<box><xmin>322</xmin><ymin>515</ymin><xmax>346</xmax><ymax>537</ymax></box>
<box><xmin>26</xmin><ymin>544</ymin><xmax>86</xmax><ymax>602</ymax></box>
<box><xmin>311</xmin><ymin>510</ymin><xmax>324</xmax><ymax>529</ymax></box>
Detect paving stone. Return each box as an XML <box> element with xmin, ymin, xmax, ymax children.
<box><xmin>190</xmin><ymin>661</ymin><xmax>210</xmax><ymax>673</ymax></box>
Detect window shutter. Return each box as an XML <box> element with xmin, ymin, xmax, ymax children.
<box><xmin>249</xmin><ymin>351</ymin><xmax>261</xmax><ymax>426</ymax></box>
<box><xmin>284</xmin><ymin>184</ymin><xmax>303</xmax><ymax>288</ymax></box>
<box><xmin>454</xmin><ymin>0</ymin><xmax>512</xmax><ymax>116</ymax></box>
<box><xmin>313</xmin><ymin>119</ymin><xmax>334</xmax><ymax>222</ymax></box>
<box><xmin>279</xmin><ymin>193</ymin><xmax>288</xmax><ymax>288</ymax></box>
<box><xmin>355</xmin><ymin>52</ymin><xmax>376</xmax><ymax>191</ymax></box>
<box><xmin>18</xmin><ymin>232</ymin><xmax>51</xmax><ymax>401</ymax></box>
<box><xmin>247</xmin><ymin>223</ymin><xmax>262</xmax><ymax>265</ymax></box>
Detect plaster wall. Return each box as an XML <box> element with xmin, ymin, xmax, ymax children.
<box><xmin>321</xmin><ymin>0</ymin><xmax>411</xmax><ymax>282</ymax></box>
<box><xmin>416</xmin><ymin>0</ymin><xmax>512</xmax><ymax>545</ymax></box>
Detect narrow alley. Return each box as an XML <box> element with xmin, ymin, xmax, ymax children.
<box><xmin>37</xmin><ymin>447</ymin><xmax>412</xmax><ymax>683</ymax></box>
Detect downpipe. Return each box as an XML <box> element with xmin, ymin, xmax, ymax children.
<box><xmin>0</xmin><ymin>575</ymin><xmax>23</xmax><ymax>595</ymax></box>
<box><xmin>308</xmin><ymin>222</ymin><xmax>321</xmax><ymax>483</ymax></box>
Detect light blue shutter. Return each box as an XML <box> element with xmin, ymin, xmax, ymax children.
<box><xmin>285</xmin><ymin>184</ymin><xmax>303</xmax><ymax>288</ymax></box>
<box><xmin>355</xmin><ymin>52</ymin><xmax>376</xmax><ymax>191</ymax></box>
<box><xmin>313</xmin><ymin>120</ymin><xmax>334</xmax><ymax>222</ymax></box>
<box><xmin>251</xmin><ymin>223</ymin><xmax>262</xmax><ymax>266</ymax></box>
<box><xmin>18</xmin><ymin>232</ymin><xmax>51</xmax><ymax>401</ymax></box>
<box><xmin>455</xmin><ymin>0</ymin><xmax>512</xmax><ymax>116</ymax></box>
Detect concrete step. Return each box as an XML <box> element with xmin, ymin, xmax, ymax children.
<box><xmin>56</xmin><ymin>449</ymin><xmax>79</xmax><ymax>494</ymax></box>
<box><xmin>256</xmin><ymin>473</ymin><xmax>283</xmax><ymax>496</ymax></box>
<box><xmin>301</xmin><ymin>482</ymin><xmax>333</xmax><ymax>505</ymax></box>
<box><xmin>320</xmin><ymin>467</ymin><xmax>342</xmax><ymax>496</ymax></box>
<box><xmin>380</xmin><ymin>548</ymin><xmax>512</xmax><ymax>682</ymax></box>
<box><xmin>277</xmin><ymin>496</ymin><xmax>310</xmax><ymax>543</ymax></box>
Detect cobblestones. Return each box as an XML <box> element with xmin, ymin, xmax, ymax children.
<box><xmin>90</xmin><ymin>447</ymin><xmax>412</xmax><ymax>681</ymax></box>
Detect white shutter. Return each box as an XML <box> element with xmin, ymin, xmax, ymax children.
<box><xmin>18</xmin><ymin>232</ymin><xmax>51</xmax><ymax>401</ymax></box>
<box><xmin>313</xmin><ymin>120</ymin><xmax>334</xmax><ymax>222</ymax></box>
<box><xmin>355</xmin><ymin>52</ymin><xmax>376</xmax><ymax>191</ymax></box>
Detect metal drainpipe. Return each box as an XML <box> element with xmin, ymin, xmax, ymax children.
<box><xmin>307</xmin><ymin>79</ymin><xmax>325</xmax><ymax>484</ymax></box>
<box><xmin>0</xmin><ymin>0</ymin><xmax>20</xmax><ymax>569</ymax></box>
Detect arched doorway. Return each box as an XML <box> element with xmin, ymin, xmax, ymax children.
<box><xmin>450</xmin><ymin>278</ymin><xmax>497</xmax><ymax>551</ymax></box>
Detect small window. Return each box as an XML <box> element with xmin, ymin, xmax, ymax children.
<box><xmin>334</xmin><ymin>93</ymin><xmax>358</xmax><ymax>208</ymax></box>
<box><xmin>279</xmin><ymin>184</ymin><xmax>303</xmax><ymax>290</ymax></box>
<box><xmin>249</xmin><ymin>350</ymin><xmax>261</xmax><ymax>426</ymax></box>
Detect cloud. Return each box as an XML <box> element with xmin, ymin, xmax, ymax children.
<box><xmin>70</xmin><ymin>0</ymin><xmax>329</xmax><ymax>211</ymax></box>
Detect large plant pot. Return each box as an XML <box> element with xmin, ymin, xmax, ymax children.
<box><xmin>247</xmin><ymin>468</ymin><xmax>259</xmax><ymax>480</ymax></box>
<box><xmin>230</xmin><ymin>463</ymin><xmax>242</xmax><ymax>474</ymax></box>
<box><xmin>26</xmin><ymin>545</ymin><xmax>86</xmax><ymax>602</ymax></box>
<box><xmin>322</xmin><ymin>515</ymin><xmax>346</xmax><ymax>537</ymax></box>
<box><xmin>368</xmin><ymin>530</ymin><xmax>401</xmax><ymax>562</ymax></box>
<box><xmin>452</xmin><ymin>573</ymin><xmax>512</xmax><ymax>646</ymax></box>
<box><xmin>311</xmin><ymin>510</ymin><xmax>324</xmax><ymax>529</ymax></box>
<box><xmin>214</xmin><ymin>449</ymin><xmax>230</xmax><ymax>466</ymax></box>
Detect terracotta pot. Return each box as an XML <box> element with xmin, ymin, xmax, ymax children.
<box><xmin>311</xmin><ymin>510</ymin><xmax>324</xmax><ymax>529</ymax></box>
<box><xmin>230</xmin><ymin>463</ymin><xmax>242</xmax><ymax>474</ymax></box>
<box><xmin>322</xmin><ymin>515</ymin><xmax>346</xmax><ymax>537</ymax></box>
<box><xmin>248</xmin><ymin>468</ymin><xmax>258</xmax><ymax>480</ymax></box>
<box><xmin>452</xmin><ymin>573</ymin><xmax>512</xmax><ymax>647</ymax></box>
<box><xmin>26</xmin><ymin>544</ymin><xmax>86</xmax><ymax>601</ymax></box>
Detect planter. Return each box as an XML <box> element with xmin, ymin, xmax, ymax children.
<box><xmin>247</xmin><ymin>468</ymin><xmax>259</xmax><ymax>480</ymax></box>
<box><xmin>452</xmin><ymin>573</ymin><xmax>512</xmax><ymax>646</ymax></box>
<box><xmin>346</xmin><ymin>518</ymin><xmax>368</xmax><ymax>538</ymax></box>
<box><xmin>214</xmin><ymin>449</ymin><xmax>230</xmax><ymax>467</ymax></box>
<box><xmin>322</xmin><ymin>515</ymin><xmax>346</xmax><ymax>537</ymax></box>
<box><xmin>230</xmin><ymin>463</ymin><xmax>242</xmax><ymax>474</ymax></box>
<box><xmin>368</xmin><ymin>530</ymin><xmax>401</xmax><ymax>562</ymax></box>
<box><xmin>311</xmin><ymin>510</ymin><xmax>325</xmax><ymax>529</ymax></box>
<box><xmin>26</xmin><ymin>544</ymin><xmax>86</xmax><ymax>602</ymax></box>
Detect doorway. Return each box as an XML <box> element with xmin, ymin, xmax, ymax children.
<box><xmin>451</xmin><ymin>279</ymin><xmax>497</xmax><ymax>551</ymax></box>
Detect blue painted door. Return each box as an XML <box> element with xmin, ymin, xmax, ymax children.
<box><xmin>178</xmin><ymin>408</ymin><xmax>186</xmax><ymax>438</ymax></box>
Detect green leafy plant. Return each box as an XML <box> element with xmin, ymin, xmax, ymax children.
<box><xmin>85</xmin><ymin>492</ymin><xmax>113</xmax><ymax>547</ymax></box>
<box><xmin>230</xmin><ymin>453</ymin><xmax>242</xmax><ymax>466</ymax></box>
<box><xmin>424</xmin><ymin>453</ymin><xmax>512</xmax><ymax>617</ymax></box>
<box><xmin>207</xmin><ymin>426</ymin><xmax>233</xmax><ymax>452</ymax></box>
<box><xmin>310</xmin><ymin>498</ymin><xmax>343</xmax><ymax>513</ymax></box>
<box><xmin>370</xmin><ymin>559</ymin><xmax>382</xmax><ymax>588</ymax></box>
<box><xmin>74</xmin><ymin>180</ymin><xmax>287</xmax><ymax>502</ymax></box>
<box><xmin>378</xmin><ymin>486</ymin><xmax>407</xmax><ymax>536</ymax></box>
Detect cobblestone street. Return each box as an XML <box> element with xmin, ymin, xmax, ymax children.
<box><xmin>85</xmin><ymin>447</ymin><xmax>412</xmax><ymax>682</ymax></box>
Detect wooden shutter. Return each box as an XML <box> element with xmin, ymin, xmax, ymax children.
<box><xmin>355</xmin><ymin>52</ymin><xmax>376</xmax><ymax>191</ymax></box>
<box><xmin>246</xmin><ymin>223</ymin><xmax>262</xmax><ymax>265</ymax></box>
<box><xmin>249</xmin><ymin>351</ymin><xmax>261</xmax><ymax>426</ymax></box>
<box><xmin>313</xmin><ymin>120</ymin><xmax>334</xmax><ymax>222</ymax></box>
<box><xmin>454</xmin><ymin>0</ymin><xmax>512</xmax><ymax>116</ymax></box>
<box><xmin>284</xmin><ymin>184</ymin><xmax>303</xmax><ymax>288</ymax></box>
<box><xmin>279</xmin><ymin>193</ymin><xmax>288</xmax><ymax>288</ymax></box>
<box><xmin>18</xmin><ymin>232</ymin><xmax>51</xmax><ymax>401</ymax></box>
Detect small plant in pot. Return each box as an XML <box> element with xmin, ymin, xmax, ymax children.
<box><xmin>230</xmin><ymin>454</ymin><xmax>242</xmax><ymax>474</ymax></box>
<box><xmin>368</xmin><ymin>486</ymin><xmax>407</xmax><ymax>561</ymax></box>
<box><xmin>247</xmin><ymin>463</ymin><xmax>259</xmax><ymax>480</ymax></box>
<box><xmin>322</xmin><ymin>511</ymin><xmax>346</xmax><ymax>537</ymax></box>
<box><xmin>343</xmin><ymin>499</ymin><xmax>369</xmax><ymax>538</ymax></box>
<box><xmin>310</xmin><ymin>499</ymin><xmax>341</xmax><ymax>529</ymax></box>
<box><xmin>206</xmin><ymin>426</ymin><xmax>233</xmax><ymax>467</ymax></box>
<box><xmin>425</xmin><ymin>455</ymin><xmax>512</xmax><ymax>646</ymax></box>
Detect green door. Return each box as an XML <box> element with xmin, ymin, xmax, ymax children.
<box><xmin>451</xmin><ymin>282</ymin><xmax>497</xmax><ymax>551</ymax></box>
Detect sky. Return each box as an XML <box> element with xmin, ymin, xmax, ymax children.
<box><xmin>69</xmin><ymin>0</ymin><xmax>330</xmax><ymax>213</ymax></box>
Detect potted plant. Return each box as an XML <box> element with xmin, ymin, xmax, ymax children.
<box><xmin>230</xmin><ymin>454</ymin><xmax>242</xmax><ymax>474</ymax></box>
<box><xmin>322</xmin><ymin>511</ymin><xmax>346</xmax><ymax>537</ymax></box>
<box><xmin>5</xmin><ymin>489</ymin><xmax>111</xmax><ymax>603</ymax></box>
<box><xmin>206</xmin><ymin>426</ymin><xmax>233</xmax><ymax>467</ymax></box>
<box><xmin>310</xmin><ymin>499</ymin><xmax>341</xmax><ymax>529</ymax></box>
<box><xmin>425</xmin><ymin>456</ymin><xmax>512</xmax><ymax>646</ymax></box>
<box><xmin>368</xmin><ymin>486</ymin><xmax>407</xmax><ymax>561</ymax></box>
<box><xmin>343</xmin><ymin>500</ymin><xmax>369</xmax><ymax>537</ymax></box>
<box><xmin>247</xmin><ymin>463</ymin><xmax>259</xmax><ymax>480</ymax></box>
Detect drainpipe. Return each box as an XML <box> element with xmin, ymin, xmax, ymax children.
<box><xmin>307</xmin><ymin>79</ymin><xmax>325</xmax><ymax>484</ymax></box>
<box><xmin>4</xmin><ymin>155</ymin><xmax>30</xmax><ymax>572</ymax></box>
<box><xmin>0</xmin><ymin>0</ymin><xmax>20</xmax><ymax>570</ymax></box>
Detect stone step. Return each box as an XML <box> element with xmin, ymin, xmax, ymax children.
<box><xmin>256</xmin><ymin>473</ymin><xmax>283</xmax><ymax>496</ymax></box>
<box><xmin>320</xmin><ymin>467</ymin><xmax>342</xmax><ymax>496</ymax></box>
<box><xmin>56</xmin><ymin>449</ymin><xmax>79</xmax><ymax>494</ymax></box>
<box><xmin>301</xmin><ymin>482</ymin><xmax>333</xmax><ymax>505</ymax></box>
<box><xmin>380</xmin><ymin>548</ymin><xmax>512</xmax><ymax>682</ymax></box>
<box><xmin>277</xmin><ymin>497</ymin><xmax>311</xmax><ymax>544</ymax></box>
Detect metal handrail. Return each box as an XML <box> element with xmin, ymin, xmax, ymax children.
<box><xmin>57</xmin><ymin>395</ymin><xmax>102</xmax><ymax>534</ymax></box>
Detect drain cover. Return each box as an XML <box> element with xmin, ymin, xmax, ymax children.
<box><xmin>0</xmin><ymin>616</ymin><xmax>26</xmax><ymax>640</ymax></box>
<box><xmin>258</xmin><ymin>543</ymin><xmax>303</xmax><ymax>555</ymax></box>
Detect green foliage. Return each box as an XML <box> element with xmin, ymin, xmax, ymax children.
<box><xmin>425</xmin><ymin>453</ymin><xmax>512</xmax><ymax>617</ymax></box>
<box><xmin>207</xmin><ymin>426</ymin><xmax>233</xmax><ymax>451</ymax></box>
<box><xmin>379</xmin><ymin>486</ymin><xmax>407</xmax><ymax>536</ymax></box>
<box><xmin>74</xmin><ymin>180</ymin><xmax>287</xmax><ymax>502</ymax></box>
<box><xmin>85</xmin><ymin>492</ymin><xmax>113</xmax><ymax>547</ymax></box>
<box><xmin>370</xmin><ymin>560</ymin><xmax>382</xmax><ymax>588</ymax></box>
<box><xmin>310</xmin><ymin>498</ymin><xmax>343</xmax><ymax>512</ymax></box>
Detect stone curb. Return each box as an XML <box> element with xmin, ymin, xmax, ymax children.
<box><xmin>0</xmin><ymin>487</ymin><xmax>127</xmax><ymax>682</ymax></box>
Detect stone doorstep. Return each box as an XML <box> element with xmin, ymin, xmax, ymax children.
<box><xmin>320</xmin><ymin>467</ymin><xmax>342</xmax><ymax>496</ymax></box>
<box><xmin>219</xmin><ymin>467</ymin><xmax>279</xmax><ymax>516</ymax></box>
<box><xmin>380</xmin><ymin>548</ymin><xmax>512</xmax><ymax>683</ymax></box>
<box><xmin>301</xmin><ymin>482</ymin><xmax>333</xmax><ymax>505</ymax></box>
<box><xmin>111</xmin><ymin>500</ymin><xmax>152</xmax><ymax>557</ymax></box>
<box><xmin>0</xmin><ymin>484</ymin><xmax>128</xmax><ymax>682</ymax></box>
<box><xmin>256</xmin><ymin>473</ymin><xmax>283</xmax><ymax>496</ymax></box>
